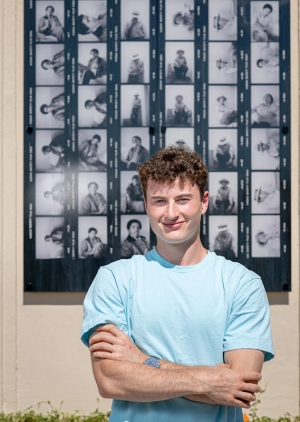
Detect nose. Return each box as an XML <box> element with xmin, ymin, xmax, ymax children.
<box><xmin>165</xmin><ymin>201</ymin><xmax>179</xmax><ymax>220</ymax></box>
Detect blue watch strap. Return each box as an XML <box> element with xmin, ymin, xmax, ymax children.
<box><xmin>143</xmin><ymin>356</ymin><xmax>160</xmax><ymax>368</ymax></box>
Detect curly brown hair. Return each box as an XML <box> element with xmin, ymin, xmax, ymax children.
<box><xmin>137</xmin><ymin>147</ymin><xmax>208</xmax><ymax>198</ymax></box>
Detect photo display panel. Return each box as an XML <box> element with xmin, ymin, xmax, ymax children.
<box><xmin>24</xmin><ymin>0</ymin><xmax>290</xmax><ymax>291</ymax></box>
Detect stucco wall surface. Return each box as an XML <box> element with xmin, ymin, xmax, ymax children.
<box><xmin>0</xmin><ymin>0</ymin><xmax>299</xmax><ymax>418</ymax></box>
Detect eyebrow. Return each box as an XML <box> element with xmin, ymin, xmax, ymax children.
<box><xmin>150</xmin><ymin>193</ymin><xmax>194</xmax><ymax>199</ymax></box>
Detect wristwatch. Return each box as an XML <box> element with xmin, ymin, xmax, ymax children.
<box><xmin>143</xmin><ymin>356</ymin><xmax>160</xmax><ymax>368</ymax></box>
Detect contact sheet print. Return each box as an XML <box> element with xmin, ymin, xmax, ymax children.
<box><xmin>24</xmin><ymin>0</ymin><xmax>290</xmax><ymax>291</ymax></box>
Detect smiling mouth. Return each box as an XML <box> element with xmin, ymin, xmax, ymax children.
<box><xmin>163</xmin><ymin>221</ymin><xmax>184</xmax><ymax>229</ymax></box>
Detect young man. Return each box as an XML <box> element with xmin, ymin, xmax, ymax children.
<box><xmin>81</xmin><ymin>147</ymin><xmax>274</xmax><ymax>422</ymax></box>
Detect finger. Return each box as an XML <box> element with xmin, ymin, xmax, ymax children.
<box><xmin>242</xmin><ymin>383</ymin><xmax>261</xmax><ymax>394</ymax></box>
<box><xmin>233</xmin><ymin>398</ymin><xmax>251</xmax><ymax>409</ymax></box>
<box><xmin>96</xmin><ymin>324</ymin><xmax>124</xmax><ymax>336</ymax></box>
<box><xmin>92</xmin><ymin>351</ymin><xmax>115</xmax><ymax>359</ymax></box>
<box><xmin>241</xmin><ymin>372</ymin><xmax>262</xmax><ymax>382</ymax></box>
<box><xmin>89</xmin><ymin>331</ymin><xmax>121</xmax><ymax>346</ymax></box>
<box><xmin>89</xmin><ymin>341</ymin><xmax>116</xmax><ymax>353</ymax></box>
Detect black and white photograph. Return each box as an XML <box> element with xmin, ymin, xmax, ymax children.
<box><xmin>251</xmin><ymin>85</ymin><xmax>280</xmax><ymax>127</ymax></box>
<box><xmin>78</xmin><ymin>216</ymin><xmax>107</xmax><ymax>259</ymax></box>
<box><xmin>252</xmin><ymin>171</ymin><xmax>280</xmax><ymax>214</ymax></box>
<box><xmin>252</xmin><ymin>215</ymin><xmax>280</xmax><ymax>257</ymax></box>
<box><xmin>120</xmin><ymin>172</ymin><xmax>145</xmax><ymax>214</ymax></box>
<box><xmin>251</xmin><ymin>129</ymin><xmax>280</xmax><ymax>170</ymax></box>
<box><xmin>78</xmin><ymin>129</ymin><xmax>107</xmax><ymax>172</ymax></box>
<box><xmin>36</xmin><ymin>87</ymin><xmax>65</xmax><ymax>129</ymax></box>
<box><xmin>208</xmin><ymin>129</ymin><xmax>237</xmax><ymax>170</ymax></box>
<box><xmin>209</xmin><ymin>85</ymin><xmax>237</xmax><ymax>127</ymax></box>
<box><xmin>121</xmin><ymin>85</ymin><xmax>149</xmax><ymax>127</ymax></box>
<box><xmin>251</xmin><ymin>42</ymin><xmax>279</xmax><ymax>84</ymax></box>
<box><xmin>78</xmin><ymin>172</ymin><xmax>107</xmax><ymax>215</ymax></box>
<box><xmin>121</xmin><ymin>42</ymin><xmax>150</xmax><ymax>84</ymax></box>
<box><xmin>120</xmin><ymin>214</ymin><xmax>150</xmax><ymax>259</ymax></box>
<box><xmin>165</xmin><ymin>0</ymin><xmax>194</xmax><ymax>41</ymax></box>
<box><xmin>165</xmin><ymin>42</ymin><xmax>194</xmax><ymax>84</ymax></box>
<box><xmin>36</xmin><ymin>217</ymin><xmax>65</xmax><ymax>259</ymax></box>
<box><xmin>209</xmin><ymin>172</ymin><xmax>238</xmax><ymax>215</ymax></box>
<box><xmin>36</xmin><ymin>45</ymin><xmax>65</xmax><ymax>86</ymax></box>
<box><xmin>78</xmin><ymin>44</ymin><xmax>107</xmax><ymax>85</ymax></box>
<box><xmin>36</xmin><ymin>173</ymin><xmax>66</xmax><ymax>216</ymax></box>
<box><xmin>209</xmin><ymin>215</ymin><xmax>238</xmax><ymax>260</ymax></box>
<box><xmin>78</xmin><ymin>1</ymin><xmax>107</xmax><ymax>42</ymax></box>
<box><xmin>165</xmin><ymin>85</ymin><xmax>194</xmax><ymax>127</ymax></box>
<box><xmin>165</xmin><ymin>127</ymin><xmax>194</xmax><ymax>150</ymax></box>
<box><xmin>208</xmin><ymin>0</ymin><xmax>237</xmax><ymax>41</ymax></box>
<box><xmin>120</xmin><ymin>128</ymin><xmax>150</xmax><ymax>170</ymax></box>
<box><xmin>251</xmin><ymin>1</ymin><xmax>279</xmax><ymax>42</ymax></box>
<box><xmin>36</xmin><ymin>130</ymin><xmax>65</xmax><ymax>172</ymax></box>
<box><xmin>36</xmin><ymin>1</ymin><xmax>65</xmax><ymax>43</ymax></box>
<box><xmin>209</xmin><ymin>42</ymin><xmax>237</xmax><ymax>84</ymax></box>
<box><xmin>121</xmin><ymin>0</ymin><xmax>149</xmax><ymax>41</ymax></box>
<box><xmin>78</xmin><ymin>86</ymin><xmax>107</xmax><ymax>128</ymax></box>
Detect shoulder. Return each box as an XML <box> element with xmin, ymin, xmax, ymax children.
<box><xmin>209</xmin><ymin>253</ymin><xmax>261</xmax><ymax>288</ymax></box>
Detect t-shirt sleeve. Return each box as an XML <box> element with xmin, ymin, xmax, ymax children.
<box><xmin>81</xmin><ymin>266</ymin><xmax>128</xmax><ymax>347</ymax></box>
<box><xmin>223</xmin><ymin>274</ymin><xmax>274</xmax><ymax>362</ymax></box>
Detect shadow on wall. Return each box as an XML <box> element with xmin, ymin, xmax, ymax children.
<box><xmin>23</xmin><ymin>292</ymin><xmax>289</xmax><ymax>306</ymax></box>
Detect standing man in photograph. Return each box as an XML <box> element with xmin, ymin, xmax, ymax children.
<box><xmin>213</xmin><ymin>136</ymin><xmax>235</xmax><ymax>170</ymax></box>
<box><xmin>81</xmin><ymin>146</ymin><xmax>274</xmax><ymax>422</ymax></box>
<box><xmin>125</xmin><ymin>11</ymin><xmax>146</xmax><ymax>40</ymax></box>
<box><xmin>128</xmin><ymin>53</ymin><xmax>144</xmax><ymax>83</ymax></box>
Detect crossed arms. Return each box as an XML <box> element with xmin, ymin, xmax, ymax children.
<box><xmin>89</xmin><ymin>324</ymin><xmax>263</xmax><ymax>408</ymax></box>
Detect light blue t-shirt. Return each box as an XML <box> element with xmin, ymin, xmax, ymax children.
<box><xmin>81</xmin><ymin>250</ymin><xmax>274</xmax><ymax>422</ymax></box>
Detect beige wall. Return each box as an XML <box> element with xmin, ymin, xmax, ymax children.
<box><xmin>0</xmin><ymin>0</ymin><xmax>299</xmax><ymax>418</ymax></box>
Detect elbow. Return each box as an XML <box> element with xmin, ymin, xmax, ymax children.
<box><xmin>96</xmin><ymin>377</ymin><xmax>115</xmax><ymax>399</ymax></box>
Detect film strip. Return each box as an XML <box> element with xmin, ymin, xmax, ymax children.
<box><xmin>24</xmin><ymin>0</ymin><xmax>291</xmax><ymax>291</ymax></box>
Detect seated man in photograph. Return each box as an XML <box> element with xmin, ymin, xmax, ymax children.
<box><xmin>172</xmin><ymin>95</ymin><xmax>191</xmax><ymax>126</ymax></box>
<box><xmin>213</xmin><ymin>136</ymin><xmax>235</xmax><ymax>170</ymax></box>
<box><xmin>256</xmin><ymin>131</ymin><xmax>280</xmax><ymax>169</ymax></box>
<box><xmin>213</xmin><ymin>224</ymin><xmax>236</xmax><ymax>260</ymax></box>
<box><xmin>82</xmin><ymin>146</ymin><xmax>273</xmax><ymax>422</ymax></box>
<box><xmin>216</xmin><ymin>42</ymin><xmax>237</xmax><ymax>74</ymax></box>
<box><xmin>82</xmin><ymin>182</ymin><xmax>107</xmax><ymax>215</ymax></box>
<box><xmin>213</xmin><ymin>178</ymin><xmax>235</xmax><ymax>214</ymax></box>
<box><xmin>121</xmin><ymin>219</ymin><xmax>150</xmax><ymax>258</ymax></box>
<box><xmin>44</xmin><ymin>226</ymin><xmax>64</xmax><ymax>258</ymax></box>
<box><xmin>123</xmin><ymin>175</ymin><xmax>145</xmax><ymax>213</ymax></box>
<box><xmin>252</xmin><ymin>3</ymin><xmax>279</xmax><ymax>42</ymax></box>
<box><xmin>37</xmin><ymin>5</ymin><xmax>64</xmax><ymax>42</ymax></box>
<box><xmin>173</xmin><ymin>50</ymin><xmax>189</xmax><ymax>80</ymax></box>
<box><xmin>256</xmin><ymin>43</ymin><xmax>279</xmax><ymax>72</ymax></box>
<box><xmin>44</xmin><ymin>182</ymin><xmax>65</xmax><ymax>215</ymax></box>
<box><xmin>85</xmin><ymin>91</ymin><xmax>107</xmax><ymax>127</ymax></box>
<box><xmin>80</xmin><ymin>227</ymin><xmax>107</xmax><ymax>259</ymax></box>
<box><xmin>252</xmin><ymin>93</ymin><xmax>279</xmax><ymax>127</ymax></box>
<box><xmin>128</xmin><ymin>53</ymin><xmax>144</xmax><ymax>83</ymax></box>
<box><xmin>41</xmin><ymin>49</ymin><xmax>65</xmax><ymax>78</ymax></box>
<box><xmin>213</xmin><ymin>0</ymin><xmax>237</xmax><ymax>39</ymax></box>
<box><xmin>78</xmin><ymin>48</ymin><xmax>107</xmax><ymax>85</ymax></box>
<box><xmin>125</xmin><ymin>11</ymin><xmax>146</xmax><ymax>40</ymax></box>
<box><xmin>78</xmin><ymin>12</ymin><xmax>107</xmax><ymax>41</ymax></box>
<box><xmin>123</xmin><ymin>136</ymin><xmax>149</xmax><ymax>170</ymax></box>
<box><xmin>42</xmin><ymin>133</ymin><xmax>65</xmax><ymax>171</ymax></box>
<box><xmin>215</xmin><ymin>95</ymin><xmax>237</xmax><ymax>126</ymax></box>
<box><xmin>254</xmin><ymin>179</ymin><xmax>280</xmax><ymax>213</ymax></box>
<box><xmin>40</xmin><ymin>92</ymin><xmax>65</xmax><ymax>122</ymax></box>
<box><xmin>173</xmin><ymin>4</ymin><xmax>194</xmax><ymax>31</ymax></box>
<box><xmin>79</xmin><ymin>134</ymin><xmax>107</xmax><ymax>171</ymax></box>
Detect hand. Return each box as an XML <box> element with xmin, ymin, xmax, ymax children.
<box><xmin>89</xmin><ymin>324</ymin><xmax>148</xmax><ymax>364</ymax></box>
<box><xmin>200</xmin><ymin>363</ymin><xmax>261</xmax><ymax>408</ymax></box>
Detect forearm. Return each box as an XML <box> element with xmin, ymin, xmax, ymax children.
<box><xmin>92</xmin><ymin>357</ymin><xmax>207</xmax><ymax>402</ymax></box>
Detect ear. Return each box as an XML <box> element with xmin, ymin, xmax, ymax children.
<box><xmin>201</xmin><ymin>191</ymin><xmax>209</xmax><ymax>215</ymax></box>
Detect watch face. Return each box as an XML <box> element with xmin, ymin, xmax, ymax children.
<box><xmin>144</xmin><ymin>357</ymin><xmax>160</xmax><ymax>368</ymax></box>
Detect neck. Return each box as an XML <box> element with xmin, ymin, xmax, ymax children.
<box><xmin>156</xmin><ymin>237</ymin><xmax>207</xmax><ymax>266</ymax></box>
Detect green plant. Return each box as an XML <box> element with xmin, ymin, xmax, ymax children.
<box><xmin>0</xmin><ymin>401</ymin><xmax>110</xmax><ymax>422</ymax></box>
